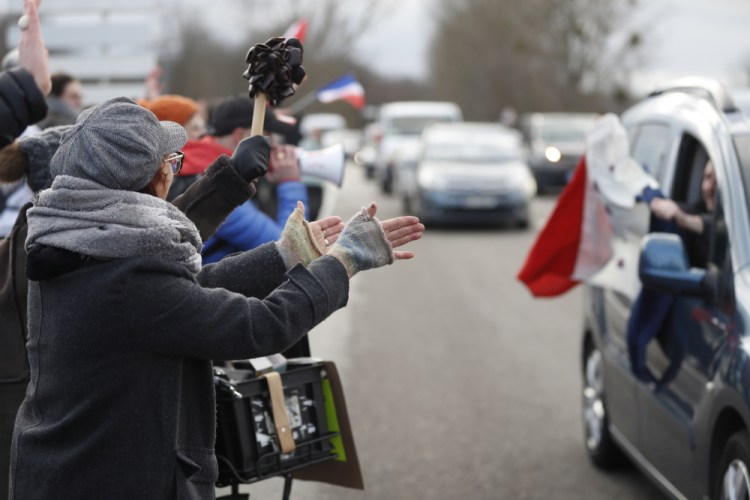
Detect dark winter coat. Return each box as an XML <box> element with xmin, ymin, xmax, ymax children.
<box><xmin>10</xmin><ymin>218</ymin><xmax>348</xmax><ymax>500</ymax></box>
<box><xmin>11</xmin><ymin>240</ymin><xmax>347</xmax><ymax>500</ymax></box>
<box><xmin>0</xmin><ymin>69</ymin><xmax>47</xmax><ymax>148</ymax></box>
<box><xmin>0</xmin><ymin>155</ymin><xmax>252</xmax><ymax>498</ymax></box>
<box><xmin>0</xmin><ymin>66</ymin><xmax>47</xmax><ymax>498</ymax></box>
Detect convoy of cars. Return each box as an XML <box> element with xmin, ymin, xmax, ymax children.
<box><xmin>301</xmin><ymin>85</ymin><xmax>750</xmax><ymax>498</ymax></box>
<box><xmin>580</xmin><ymin>78</ymin><xmax>750</xmax><ymax>500</ymax></box>
<box><xmin>341</xmin><ymin>100</ymin><xmax>539</xmax><ymax>227</ymax></box>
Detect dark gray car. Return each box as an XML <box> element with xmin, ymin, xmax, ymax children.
<box><xmin>581</xmin><ymin>78</ymin><xmax>750</xmax><ymax>500</ymax></box>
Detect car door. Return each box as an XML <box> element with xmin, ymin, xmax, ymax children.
<box><xmin>638</xmin><ymin>188</ymin><xmax>733</xmax><ymax>493</ymax></box>
<box><xmin>598</xmin><ymin>121</ymin><xmax>676</xmax><ymax>444</ymax></box>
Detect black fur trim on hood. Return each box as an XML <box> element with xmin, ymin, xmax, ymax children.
<box><xmin>26</xmin><ymin>243</ymin><xmax>96</xmax><ymax>281</ymax></box>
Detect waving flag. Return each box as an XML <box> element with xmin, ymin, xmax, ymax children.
<box><xmin>516</xmin><ymin>157</ymin><xmax>590</xmax><ymax>297</ymax></box>
<box><xmin>283</xmin><ymin>19</ymin><xmax>309</xmax><ymax>43</ymax></box>
<box><xmin>517</xmin><ymin>114</ymin><xmax>657</xmax><ymax>298</ymax></box>
<box><xmin>316</xmin><ymin>74</ymin><xmax>366</xmax><ymax>110</ymax></box>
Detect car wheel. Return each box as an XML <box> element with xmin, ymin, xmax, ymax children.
<box><xmin>714</xmin><ymin>431</ymin><xmax>750</xmax><ymax>500</ymax></box>
<box><xmin>582</xmin><ymin>341</ymin><xmax>626</xmax><ymax>469</ymax></box>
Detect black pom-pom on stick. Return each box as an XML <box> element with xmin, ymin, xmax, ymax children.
<box><xmin>243</xmin><ymin>37</ymin><xmax>306</xmax><ymax>136</ymax></box>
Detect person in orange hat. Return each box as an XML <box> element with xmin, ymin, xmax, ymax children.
<box><xmin>141</xmin><ymin>94</ymin><xmax>206</xmax><ymax>140</ymax></box>
<box><xmin>139</xmin><ymin>94</ymin><xmax>213</xmax><ymax>199</ymax></box>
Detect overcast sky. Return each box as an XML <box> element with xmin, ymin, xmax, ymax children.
<box><xmin>3</xmin><ymin>0</ymin><xmax>750</xmax><ymax>95</ymax></box>
<box><xmin>355</xmin><ymin>0</ymin><xmax>750</xmax><ymax>94</ymax></box>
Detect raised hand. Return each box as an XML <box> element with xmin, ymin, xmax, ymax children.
<box><xmin>18</xmin><ymin>0</ymin><xmax>50</xmax><ymax>96</ymax></box>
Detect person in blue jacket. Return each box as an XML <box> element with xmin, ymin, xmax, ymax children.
<box><xmin>202</xmin><ymin>95</ymin><xmax>308</xmax><ymax>263</ymax></box>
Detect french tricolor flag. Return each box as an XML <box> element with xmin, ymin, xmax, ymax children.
<box><xmin>316</xmin><ymin>74</ymin><xmax>366</xmax><ymax>110</ymax></box>
<box><xmin>517</xmin><ymin>114</ymin><xmax>658</xmax><ymax>298</ymax></box>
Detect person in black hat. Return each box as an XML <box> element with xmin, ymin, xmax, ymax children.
<box><xmin>9</xmin><ymin>96</ymin><xmax>423</xmax><ymax>500</ymax></box>
<box><xmin>202</xmin><ymin>95</ymin><xmax>309</xmax><ymax>263</ymax></box>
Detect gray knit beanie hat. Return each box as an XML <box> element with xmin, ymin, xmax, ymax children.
<box><xmin>49</xmin><ymin>96</ymin><xmax>187</xmax><ymax>191</ymax></box>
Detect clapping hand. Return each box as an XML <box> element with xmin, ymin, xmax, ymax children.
<box><xmin>365</xmin><ymin>203</ymin><xmax>424</xmax><ymax>260</ymax></box>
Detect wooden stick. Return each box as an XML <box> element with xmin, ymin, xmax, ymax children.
<box><xmin>250</xmin><ymin>92</ymin><xmax>267</xmax><ymax>137</ymax></box>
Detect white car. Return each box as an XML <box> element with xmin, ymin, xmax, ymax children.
<box><xmin>374</xmin><ymin>101</ymin><xmax>463</xmax><ymax>194</ymax></box>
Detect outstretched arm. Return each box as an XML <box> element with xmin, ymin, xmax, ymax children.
<box><xmin>18</xmin><ymin>0</ymin><xmax>50</xmax><ymax>96</ymax></box>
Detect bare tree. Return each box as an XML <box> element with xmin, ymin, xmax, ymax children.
<box><xmin>160</xmin><ymin>0</ymin><xmax>402</xmax><ymax>111</ymax></box>
<box><xmin>429</xmin><ymin>0</ymin><xmax>643</xmax><ymax>120</ymax></box>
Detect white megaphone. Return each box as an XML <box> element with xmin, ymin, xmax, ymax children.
<box><xmin>295</xmin><ymin>143</ymin><xmax>345</xmax><ymax>187</ymax></box>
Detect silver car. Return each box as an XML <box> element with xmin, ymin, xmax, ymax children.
<box><xmin>409</xmin><ymin>122</ymin><xmax>536</xmax><ymax>227</ymax></box>
<box><xmin>581</xmin><ymin>77</ymin><xmax>750</xmax><ymax>500</ymax></box>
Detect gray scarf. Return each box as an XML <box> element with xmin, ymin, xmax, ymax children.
<box><xmin>26</xmin><ymin>175</ymin><xmax>203</xmax><ymax>274</ymax></box>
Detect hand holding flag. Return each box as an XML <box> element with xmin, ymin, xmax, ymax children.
<box><xmin>517</xmin><ymin>114</ymin><xmax>659</xmax><ymax>298</ymax></box>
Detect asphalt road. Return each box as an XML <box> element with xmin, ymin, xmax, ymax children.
<box><xmin>217</xmin><ymin>164</ymin><xmax>667</xmax><ymax>500</ymax></box>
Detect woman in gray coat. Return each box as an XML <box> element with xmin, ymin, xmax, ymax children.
<box><xmin>9</xmin><ymin>97</ymin><xmax>423</xmax><ymax>500</ymax></box>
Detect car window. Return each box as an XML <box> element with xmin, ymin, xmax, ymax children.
<box><xmin>672</xmin><ymin>135</ymin><xmax>709</xmax><ymax>205</ymax></box>
<box><xmin>630</xmin><ymin>123</ymin><xmax>671</xmax><ymax>181</ymax></box>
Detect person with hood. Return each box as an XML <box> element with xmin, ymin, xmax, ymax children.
<box><xmin>9</xmin><ymin>96</ymin><xmax>423</xmax><ymax>500</ymax></box>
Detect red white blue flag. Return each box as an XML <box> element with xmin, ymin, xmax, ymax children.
<box><xmin>316</xmin><ymin>74</ymin><xmax>366</xmax><ymax>110</ymax></box>
<box><xmin>517</xmin><ymin>114</ymin><xmax>658</xmax><ymax>298</ymax></box>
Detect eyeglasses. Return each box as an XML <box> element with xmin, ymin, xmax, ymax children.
<box><xmin>164</xmin><ymin>151</ymin><xmax>185</xmax><ymax>175</ymax></box>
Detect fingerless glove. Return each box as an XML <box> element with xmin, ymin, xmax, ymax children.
<box><xmin>327</xmin><ymin>207</ymin><xmax>394</xmax><ymax>277</ymax></box>
<box><xmin>275</xmin><ymin>205</ymin><xmax>323</xmax><ymax>269</ymax></box>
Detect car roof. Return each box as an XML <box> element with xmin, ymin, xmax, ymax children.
<box><xmin>525</xmin><ymin>112</ymin><xmax>598</xmax><ymax>124</ymax></box>
<box><xmin>623</xmin><ymin>83</ymin><xmax>750</xmax><ymax>138</ymax></box>
<box><xmin>622</xmin><ymin>78</ymin><xmax>750</xmax><ymax>270</ymax></box>
<box><xmin>299</xmin><ymin>113</ymin><xmax>347</xmax><ymax>135</ymax></box>
<box><xmin>423</xmin><ymin>122</ymin><xmax>522</xmax><ymax>143</ymax></box>
<box><xmin>379</xmin><ymin>101</ymin><xmax>462</xmax><ymax>118</ymax></box>
<box><xmin>648</xmin><ymin>76</ymin><xmax>739</xmax><ymax>113</ymax></box>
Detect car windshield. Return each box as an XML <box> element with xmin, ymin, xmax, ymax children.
<box><xmin>424</xmin><ymin>139</ymin><xmax>523</xmax><ymax>163</ymax></box>
<box><xmin>386</xmin><ymin>116</ymin><xmax>454</xmax><ymax>136</ymax></box>
<box><xmin>540</xmin><ymin>121</ymin><xmax>591</xmax><ymax>143</ymax></box>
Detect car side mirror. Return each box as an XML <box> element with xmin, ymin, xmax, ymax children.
<box><xmin>639</xmin><ymin>233</ymin><xmax>711</xmax><ymax>298</ymax></box>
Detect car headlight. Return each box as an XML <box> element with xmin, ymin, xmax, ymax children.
<box><xmin>505</xmin><ymin>168</ymin><xmax>537</xmax><ymax>198</ymax></box>
<box><xmin>417</xmin><ymin>169</ymin><xmax>448</xmax><ymax>191</ymax></box>
<box><xmin>545</xmin><ymin>146</ymin><xmax>561</xmax><ymax>163</ymax></box>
